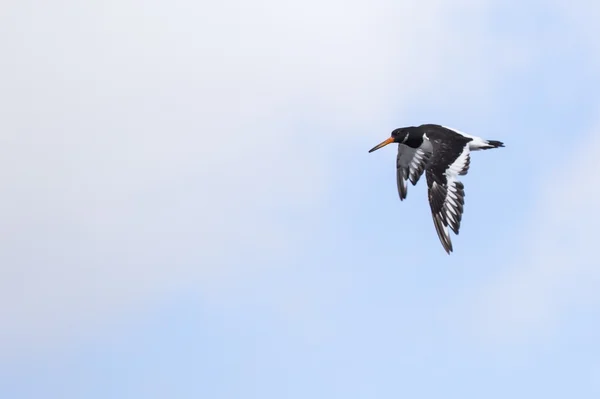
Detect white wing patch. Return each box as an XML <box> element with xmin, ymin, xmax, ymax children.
<box><xmin>441</xmin><ymin>145</ymin><xmax>470</xmax><ymax>235</ymax></box>
<box><xmin>443</xmin><ymin>177</ymin><xmax>465</xmax><ymax>234</ymax></box>
<box><xmin>446</xmin><ymin>143</ymin><xmax>471</xmax><ymax>176</ymax></box>
<box><xmin>426</xmin><ymin>144</ymin><xmax>470</xmax><ymax>253</ymax></box>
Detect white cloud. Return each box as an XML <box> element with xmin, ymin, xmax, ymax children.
<box><xmin>0</xmin><ymin>0</ymin><xmax>527</xmax><ymax>355</ymax></box>
<box><xmin>467</xmin><ymin>118</ymin><xmax>600</xmax><ymax>343</ymax></box>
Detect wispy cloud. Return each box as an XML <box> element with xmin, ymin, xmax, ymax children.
<box><xmin>0</xmin><ymin>0</ymin><xmax>532</xmax><ymax>356</ymax></box>
<box><xmin>465</xmin><ymin>118</ymin><xmax>600</xmax><ymax>343</ymax></box>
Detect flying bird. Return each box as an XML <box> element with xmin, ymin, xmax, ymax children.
<box><xmin>368</xmin><ymin>124</ymin><xmax>504</xmax><ymax>254</ymax></box>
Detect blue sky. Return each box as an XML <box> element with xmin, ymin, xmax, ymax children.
<box><xmin>2</xmin><ymin>1</ymin><xmax>600</xmax><ymax>398</ymax></box>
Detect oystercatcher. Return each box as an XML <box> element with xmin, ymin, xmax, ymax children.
<box><xmin>368</xmin><ymin>124</ymin><xmax>504</xmax><ymax>254</ymax></box>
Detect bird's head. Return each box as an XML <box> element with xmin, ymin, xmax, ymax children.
<box><xmin>368</xmin><ymin>127</ymin><xmax>415</xmax><ymax>153</ymax></box>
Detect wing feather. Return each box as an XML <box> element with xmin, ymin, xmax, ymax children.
<box><xmin>425</xmin><ymin>142</ymin><xmax>470</xmax><ymax>254</ymax></box>
<box><xmin>396</xmin><ymin>141</ymin><xmax>433</xmax><ymax>200</ymax></box>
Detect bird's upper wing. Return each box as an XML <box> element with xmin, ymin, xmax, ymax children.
<box><xmin>425</xmin><ymin>140</ymin><xmax>471</xmax><ymax>254</ymax></box>
<box><xmin>396</xmin><ymin>140</ymin><xmax>433</xmax><ymax>200</ymax></box>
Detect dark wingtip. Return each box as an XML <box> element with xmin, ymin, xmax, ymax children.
<box><xmin>432</xmin><ymin>214</ymin><xmax>453</xmax><ymax>255</ymax></box>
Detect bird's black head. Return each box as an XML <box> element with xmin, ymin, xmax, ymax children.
<box><xmin>368</xmin><ymin>126</ymin><xmax>418</xmax><ymax>153</ymax></box>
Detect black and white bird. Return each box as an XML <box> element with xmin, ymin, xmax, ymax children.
<box><xmin>368</xmin><ymin>124</ymin><xmax>504</xmax><ymax>254</ymax></box>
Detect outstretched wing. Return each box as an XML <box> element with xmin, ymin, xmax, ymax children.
<box><xmin>425</xmin><ymin>141</ymin><xmax>471</xmax><ymax>254</ymax></box>
<box><xmin>396</xmin><ymin>140</ymin><xmax>433</xmax><ymax>200</ymax></box>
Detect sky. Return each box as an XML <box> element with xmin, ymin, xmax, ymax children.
<box><xmin>1</xmin><ymin>0</ymin><xmax>600</xmax><ymax>398</ymax></box>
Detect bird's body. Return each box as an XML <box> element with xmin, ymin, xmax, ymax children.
<box><xmin>369</xmin><ymin>124</ymin><xmax>504</xmax><ymax>254</ymax></box>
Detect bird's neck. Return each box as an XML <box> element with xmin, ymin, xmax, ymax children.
<box><xmin>404</xmin><ymin>133</ymin><xmax>424</xmax><ymax>148</ymax></box>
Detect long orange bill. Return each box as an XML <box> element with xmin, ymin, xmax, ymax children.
<box><xmin>368</xmin><ymin>137</ymin><xmax>395</xmax><ymax>153</ymax></box>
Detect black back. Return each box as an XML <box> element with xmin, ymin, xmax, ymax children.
<box><xmin>419</xmin><ymin>126</ymin><xmax>469</xmax><ymax>182</ymax></box>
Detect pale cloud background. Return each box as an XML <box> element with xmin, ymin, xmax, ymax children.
<box><xmin>0</xmin><ymin>0</ymin><xmax>520</xmax><ymax>351</ymax></box>
<box><xmin>466</xmin><ymin>118</ymin><xmax>600</xmax><ymax>344</ymax></box>
<box><xmin>1</xmin><ymin>0</ymin><xmax>600</xmax><ymax>398</ymax></box>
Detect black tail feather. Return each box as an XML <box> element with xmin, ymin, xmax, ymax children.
<box><xmin>486</xmin><ymin>140</ymin><xmax>504</xmax><ymax>149</ymax></box>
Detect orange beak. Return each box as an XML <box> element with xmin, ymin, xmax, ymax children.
<box><xmin>368</xmin><ymin>137</ymin><xmax>395</xmax><ymax>153</ymax></box>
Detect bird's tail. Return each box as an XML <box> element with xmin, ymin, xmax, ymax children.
<box><xmin>482</xmin><ymin>140</ymin><xmax>504</xmax><ymax>149</ymax></box>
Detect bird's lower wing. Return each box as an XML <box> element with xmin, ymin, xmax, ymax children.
<box><xmin>425</xmin><ymin>143</ymin><xmax>470</xmax><ymax>254</ymax></box>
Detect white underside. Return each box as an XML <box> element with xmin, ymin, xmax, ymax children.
<box><xmin>442</xmin><ymin>125</ymin><xmax>492</xmax><ymax>151</ymax></box>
